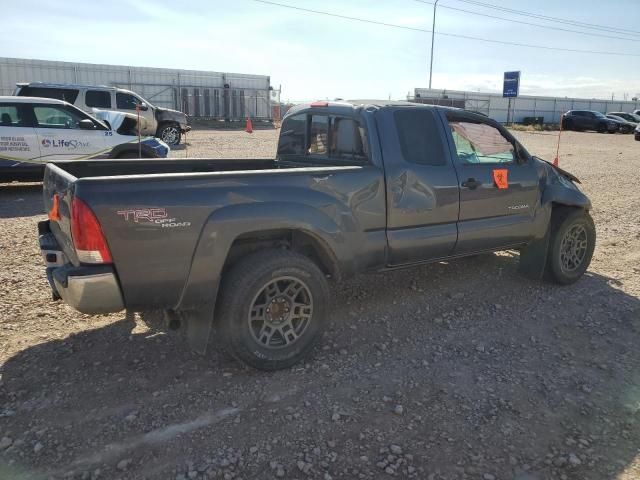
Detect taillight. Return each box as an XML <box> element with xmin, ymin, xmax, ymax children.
<box><xmin>71</xmin><ymin>197</ymin><xmax>112</xmax><ymax>264</ymax></box>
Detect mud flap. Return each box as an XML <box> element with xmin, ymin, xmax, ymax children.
<box><xmin>165</xmin><ymin>307</ymin><xmax>214</xmax><ymax>354</ymax></box>
<box><xmin>518</xmin><ymin>225</ymin><xmax>551</xmax><ymax>281</ymax></box>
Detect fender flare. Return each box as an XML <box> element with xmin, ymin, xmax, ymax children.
<box><xmin>174</xmin><ymin>201</ymin><xmax>363</xmax><ymax>352</ymax></box>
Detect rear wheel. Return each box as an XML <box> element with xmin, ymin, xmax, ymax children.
<box><xmin>546</xmin><ymin>208</ymin><xmax>595</xmax><ymax>285</ymax></box>
<box><xmin>217</xmin><ymin>249</ymin><xmax>329</xmax><ymax>370</ymax></box>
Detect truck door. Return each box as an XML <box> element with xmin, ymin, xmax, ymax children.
<box><xmin>116</xmin><ymin>92</ymin><xmax>155</xmax><ymax>135</ymax></box>
<box><xmin>0</xmin><ymin>103</ymin><xmax>40</xmax><ymax>162</ymax></box>
<box><xmin>444</xmin><ymin>111</ymin><xmax>540</xmax><ymax>254</ymax></box>
<box><xmin>379</xmin><ymin>107</ymin><xmax>460</xmax><ymax>265</ymax></box>
<box><xmin>32</xmin><ymin>103</ymin><xmax>108</xmax><ymax>160</ymax></box>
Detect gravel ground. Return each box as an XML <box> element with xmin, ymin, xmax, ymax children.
<box><xmin>1</xmin><ymin>129</ymin><xmax>639</xmax><ymax>480</ymax></box>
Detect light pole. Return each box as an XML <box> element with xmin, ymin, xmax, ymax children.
<box><xmin>428</xmin><ymin>0</ymin><xmax>439</xmax><ymax>90</ymax></box>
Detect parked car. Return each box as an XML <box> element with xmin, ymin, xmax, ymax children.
<box><xmin>14</xmin><ymin>82</ymin><xmax>190</xmax><ymax>146</ymax></box>
<box><xmin>605</xmin><ymin>114</ymin><xmax>635</xmax><ymax>133</ymax></box>
<box><xmin>607</xmin><ymin>112</ymin><xmax>640</xmax><ymax>124</ymax></box>
<box><xmin>0</xmin><ymin>97</ymin><xmax>169</xmax><ymax>181</ymax></box>
<box><xmin>38</xmin><ymin>101</ymin><xmax>595</xmax><ymax>370</ymax></box>
<box><xmin>561</xmin><ymin>110</ymin><xmax>617</xmax><ymax>133</ymax></box>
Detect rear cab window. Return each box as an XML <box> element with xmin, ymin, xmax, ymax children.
<box><xmin>278</xmin><ymin>112</ymin><xmax>368</xmax><ymax>164</ymax></box>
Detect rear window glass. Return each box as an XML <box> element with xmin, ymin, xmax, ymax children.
<box><xmin>86</xmin><ymin>90</ymin><xmax>111</xmax><ymax>108</ymax></box>
<box><xmin>19</xmin><ymin>86</ymin><xmax>79</xmax><ymax>104</ymax></box>
<box><xmin>309</xmin><ymin>115</ymin><xmax>328</xmax><ymax>155</ymax></box>
<box><xmin>278</xmin><ymin>113</ymin><xmax>368</xmax><ymax>162</ymax></box>
<box><xmin>278</xmin><ymin>114</ymin><xmax>306</xmax><ymax>156</ymax></box>
<box><xmin>394</xmin><ymin>110</ymin><xmax>446</xmax><ymax>166</ymax></box>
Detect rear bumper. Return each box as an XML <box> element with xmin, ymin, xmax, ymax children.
<box><xmin>52</xmin><ymin>265</ymin><xmax>124</xmax><ymax>314</ymax></box>
<box><xmin>38</xmin><ymin>220</ymin><xmax>124</xmax><ymax>314</ymax></box>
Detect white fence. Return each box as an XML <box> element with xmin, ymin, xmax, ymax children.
<box><xmin>0</xmin><ymin>57</ymin><xmax>273</xmax><ymax>120</ymax></box>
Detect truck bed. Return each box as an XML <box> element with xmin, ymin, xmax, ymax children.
<box><xmin>50</xmin><ymin>157</ymin><xmax>279</xmax><ymax>178</ymax></box>
<box><xmin>42</xmin><ymin>157</ymin><xmax>386</xmax><ymax>313</ymax></box>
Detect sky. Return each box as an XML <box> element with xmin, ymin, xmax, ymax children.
<box><xmin>0</xmin><ymin>0</ymin><xmax>638</xmax><ymax>102</ymax></box>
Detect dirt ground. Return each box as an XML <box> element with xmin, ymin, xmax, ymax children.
<box><xmin>1</xmin><ymin>129</ymin><xmax>639</xmax><ymax>480</ymax></box>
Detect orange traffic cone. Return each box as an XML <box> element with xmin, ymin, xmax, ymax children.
<box><xmin>245</xmin><ymin>117</ymin><xmax>253</xmax><ymax>134</ymax></box>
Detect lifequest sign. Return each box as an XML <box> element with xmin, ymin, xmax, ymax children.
<box><xmin>503</xmin><ymin>71</ymin><xmax>520</xmax><ymax>98</ymax></box>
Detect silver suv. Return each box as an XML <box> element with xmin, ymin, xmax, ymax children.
<box><xmin>14</xmin><ymin>82</ymin><xmax>189</xmax><ymax>145</ymax></box>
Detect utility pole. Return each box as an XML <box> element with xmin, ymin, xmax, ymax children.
<box><xmin>428</xmin><ymin>0</ymin><xmax>440</xmax><ymax>90</ymax></box>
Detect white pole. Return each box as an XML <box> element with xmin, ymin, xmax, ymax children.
<box><xmin>428</xmin><ymin>0</ymin><xmax>440</xmax><ymax>90</ymax></box>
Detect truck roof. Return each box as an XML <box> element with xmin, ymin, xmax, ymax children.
<box><xmin>17</xmin><ymin>81</ymin><xmax>115</xmax><ymax>90</ymax></box>
<box><xmin>286</xmin><ymin>100</ymin><xmax>487</xmax><ymax>121</ymax></box>
<box><xmin>0</xmin><ymin>95</ymin><xmax>69</xmax><ymax>105</ymax></box>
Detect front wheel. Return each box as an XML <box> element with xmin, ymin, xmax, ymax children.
<box><xmin>217</xmin><ymin>250</ymin><xmax>330</xmax><ymax>370</ymax></box>
<box><xmin>157</xmin><ymin>123</ymin><xmax>182</xmax><ymax>145</ymax></box>
<box><xmin>546</xmin><ymin>209</ymin><xmax>596</xmax><ymax>285</ymax></box>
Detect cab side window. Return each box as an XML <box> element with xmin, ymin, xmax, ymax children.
<box><xmin>0</xmin><ymin>105</ymin><xmax>25</xmax><ymax>127</ymax></box>
<box><xmin>448</xmin><ymin>120</ymin><xmax>514</xmax><ymax>164</ymax></box>
<box><xmin>86</xmin><ymin>90</ymin><xmax>112</xmax><ymax>109</ymax></box>
<box><xmin>116</xmin><ymin>92</ymin><xmax>140</xmax><ymax>110</ymax></box>
<box><xmin>33</xmin><ymin>105</ymin><xmax>86</xmax><ymax>129</ymax></box>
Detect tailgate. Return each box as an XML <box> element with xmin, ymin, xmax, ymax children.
<box><xmin>42</xmin><ymin>164</ymin><xmax>80</xmax><ymax>266</ymax></box>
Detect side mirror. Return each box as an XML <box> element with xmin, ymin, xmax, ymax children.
<box><xmin>138</xmin><ymin>102</ymin><xmax>148</xmax><ymax>111</ymax></box>
<box><xmin>78</xmin><ymin>119</ymin><xmax>96</xmax><ymax>130</ymax></box>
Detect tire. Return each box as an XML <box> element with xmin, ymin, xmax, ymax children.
<box><xmin>217</xmin><ymin>249</ymin><xmax>330</xmax><ymax>370</ymax></box>
<box><xmin>157</xmin><ymin>123</ymin><xmax>181</xmax><ymax>145</ymax></box>
<box><xmin>546</xmin><ymin>208</ymin><xmax>596</xmax><ymax>285</ymax></box>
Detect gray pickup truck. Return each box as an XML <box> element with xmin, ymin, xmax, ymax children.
<box><xmin>38</xmin><ymin>101</ymin><xmax>595</xmax><ymax>370</ymax></box>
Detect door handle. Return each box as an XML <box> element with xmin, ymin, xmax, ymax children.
<box><xmin>461</xmin><ymin>178</ymin><xmax>482</xmax><ymax>189</ymax></box>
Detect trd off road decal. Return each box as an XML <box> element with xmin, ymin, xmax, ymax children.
<box><xmin>116</xmin><ymin>208</ymin><xmax>191</xmax><ymax>228</ymax></box>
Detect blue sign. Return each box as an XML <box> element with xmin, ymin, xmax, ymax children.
<box><xmin>503</xmin><ymin>71</ymin><xmax>520</xmax><ymax>98</ymax></box>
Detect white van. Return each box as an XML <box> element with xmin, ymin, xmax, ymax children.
<box><xmin>14</xmin><ymin>82</ymin><xmax>189</xmax><ymax>145</ymax></box>
<box><xmin>0</xmin><ymin>97</ymin><xmax>169</xmax><ymax>181</ymax></box>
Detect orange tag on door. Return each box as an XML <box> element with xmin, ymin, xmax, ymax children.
<box><xmin>493</xmin><ymin>169</ymin><xmax>509</xmax><ymax>189</ymax></box>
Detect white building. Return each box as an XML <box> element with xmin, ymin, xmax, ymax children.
<box><xmin>413</xmin><ymin>88</ymin><xmax>640</xmax><ymax>124</ymax></box>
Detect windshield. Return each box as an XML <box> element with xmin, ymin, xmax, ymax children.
<box><xmin>593</xmin><ymin>111</ymin><xmax>606</xmax><ymax>118</ymax></box>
